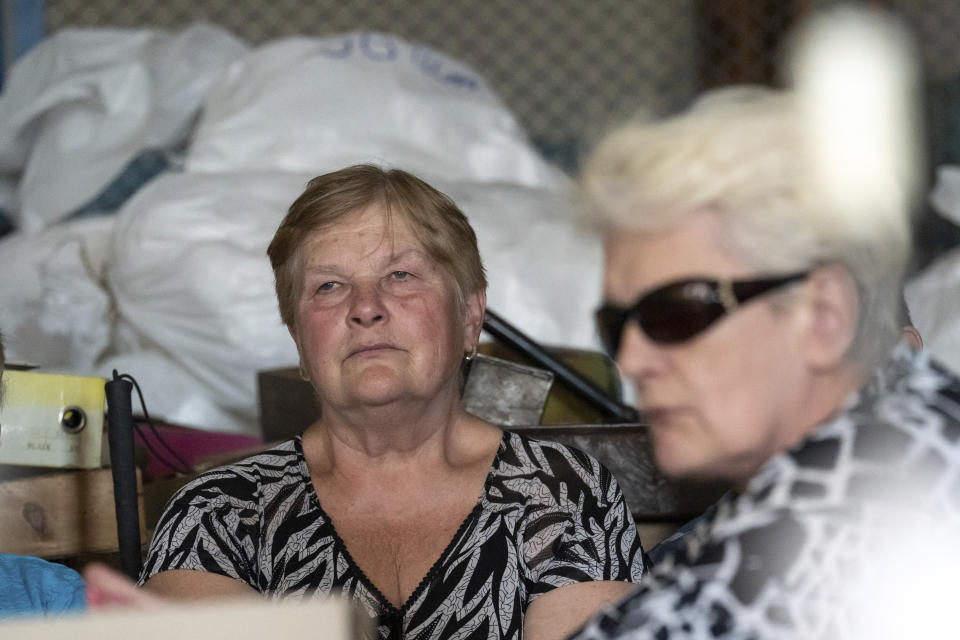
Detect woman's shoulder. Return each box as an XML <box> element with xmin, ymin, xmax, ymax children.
<box><xmin>169</xmin><ymin>438</ymin><xmax>307</xmax><ymax>506</ymax></box>
<box><xmin>495</xmin><ymin>430</ymin><xmax>615</xmax><ymax>491</ymax></box>
<box><xmin>491</xmin><ymin>431</ymin><xmax>636</xmax><ymax>538</ymax></box>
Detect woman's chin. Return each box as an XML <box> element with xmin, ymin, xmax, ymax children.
<box><xmin>651</xmin><ymin>429</ymin><xmax>709</xmax><ymax>480</ymax></box>
<box><xmin>341</xmin><ymin>370</ymin><xmax>420</xmax><ymax>407</ymax></box>
<box><xmin>346</xmin><ymin>383</ymin><xmax>406</xmax><ymax>407</ymax></box>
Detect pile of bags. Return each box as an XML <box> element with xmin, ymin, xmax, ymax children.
<box><xmin>0</xmin><ymin>26</ymin><xmax>602</xmax><ymax>435</ymax></box>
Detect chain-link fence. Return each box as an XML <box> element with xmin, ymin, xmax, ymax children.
<box><xmin>35</xmin><ymin>0</ymin><xmax>960</xmax><ymax>264</ymax></box>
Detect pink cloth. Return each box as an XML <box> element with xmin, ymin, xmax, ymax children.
<box><xmin>133</xmin><ymin>421</ymin><xmax>262</xmax><ymax>481</ymax></box>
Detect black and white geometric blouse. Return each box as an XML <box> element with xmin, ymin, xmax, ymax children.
<box><xmin>140</xmin><ymin>430</ymin><xmax>646</xmax><ymax>640</ymax></box>
<box><xmin>570</xmin><ymin>345</ymin><xmax>960</xmax><ymax>640</ymax></box>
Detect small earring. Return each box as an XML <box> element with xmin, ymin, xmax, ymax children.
<box><xmin>464</xmin><ymin>345</ymin><xmax>478</xmax><ymax>362</ymax></box>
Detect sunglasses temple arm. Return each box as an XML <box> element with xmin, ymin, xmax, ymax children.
<box><xmin>483</xmin><ymin>309</ymin><xmax>640</xmax><ymax>423</ymax></box>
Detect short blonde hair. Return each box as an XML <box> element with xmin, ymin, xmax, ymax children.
<box><xmin>582</xmin><ymin>88</ymin><xmax>912</xmax><ymax>370</ymax></box>
<box><xmin>267</xmin><ymin>165</ymin><xmax>487</xmax><ymax>329</ymax></box>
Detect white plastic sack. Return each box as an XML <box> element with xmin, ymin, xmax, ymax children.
<box><xmin>930</xmin><ymin>165</ymin><xmax>960</xmax><ymax>226</ymax></box>
<box><xmin>186</xmin><ymin>32</ymin><xmax>566</xmax><ymax>189</ymax></box>
<box><xmin>905</xmin><ymin>249</ymin><xmax>960</xmax><ymax>375</ymax></box>
<box><xmin>0</xmin><ymin>216</ymin><xmax>114</xmax><ymax>370</ymax></box>
<box><xmin>0</xmin><ymin>23</ymin><xmax>248</xmax><ymax>232</ymax></box>
<box><xmin>104</xmin><ymin>171</ymin><xmax>309</xmax><ymax>435</ymax></box>
<box><xmin>438</xmin><ymin>178</ymin><xmax>604</xmax><ymax>349</ymax></box>
<box><xmin>905</xmin><ymin>164</ymin><xmax>960</xmax><ymax>374</ymax></box>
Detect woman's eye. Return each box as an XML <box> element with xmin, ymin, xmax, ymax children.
<box><xmin>316</xmin><ymin>281</ymin><xmax>338</xmax><ymax>293</ymax></box>
<box><xmin>390</xmin><ymin>271</ymin><xmax>411</xmax><ymax>280</ymax></box>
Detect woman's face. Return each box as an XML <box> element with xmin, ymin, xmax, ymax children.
<box><xmin>290</xmin><ymin>204</ymin><xmax>483</xmax><ymax>413</ymax></box>
<box><xmin>604</xmin><ymin>210</ymin><xmax>812</xmax><ymax>484</ymax></box>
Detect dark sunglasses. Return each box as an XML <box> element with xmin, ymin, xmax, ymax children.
<box><xmin>595</xmin><ymin>271</ymin><xmax>810</xmax><ymax>356</ymax></box>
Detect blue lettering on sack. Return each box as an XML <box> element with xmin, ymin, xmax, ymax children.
<box><xmin>359</xmin><ymin>33</ymin><xmax>399</xmax><ymax>61</ymax></box>
<box><xmin>440</xmin><ymin>72</ymin><xmax>478</xmax><ymax>90</ymax></box>
<box><xmin>411</xmin><ymin>47</ymin><xmax>479</xmax><ymax>90</ymax></box>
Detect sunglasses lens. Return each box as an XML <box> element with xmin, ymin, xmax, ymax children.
<box><xmin>640</xmin><ymin>304</ymin><xmax>725</xmax><ymax>343</ymax></box>
<box><xmin>595</xmin><ymin>306</ymin><xmax>628</xmax><ymax>357</ymax></box>
<box><xmin>637</xmin><ymin>282</ymin><xmax>727</xmax><ymax>343</ymax></box>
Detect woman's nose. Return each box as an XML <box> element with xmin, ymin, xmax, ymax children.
<box><xmin>349</xmin><ymin>283</ymin><xmax>388</xmax><ymax>327</ymax></box>
<box><xmin>616</xmin><ymin>322</ymin><xmax>665</xmax><ymax>386</ymax></box>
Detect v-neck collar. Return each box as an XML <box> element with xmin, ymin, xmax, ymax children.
<box><xmin>293</xmin><ymin>431</ymin><xmax>509</xmax><ymax>619</ymax></box>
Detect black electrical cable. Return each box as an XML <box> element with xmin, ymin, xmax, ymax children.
<box><xmin>117</xmin><ymin>372</ymin><xmax>193</xmax><ymax>475</ymax></box>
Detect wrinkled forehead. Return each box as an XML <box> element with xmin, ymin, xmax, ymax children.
<box><xmin>298</xmin><ymin>204</ymin><xmax>428</xmax><ymax>265</ymax></box>
<box><xmin>602</xmin><ymin>210</ymin><xmax>758</xmax><ymax>302</ymax></box>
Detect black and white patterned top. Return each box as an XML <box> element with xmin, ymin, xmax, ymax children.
<box><xmin>570</xmin><ymin>346</ymin><xmax>960</xmax><ymax>640</ymax></box>
<box><xmin>140</xmin><ymin>430</ymin><xmax>645</xmax><ymax>640</ymax></box>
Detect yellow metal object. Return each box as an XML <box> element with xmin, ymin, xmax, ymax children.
<box><xmin>0</xmin><ymin>370</ymin><xmax>105</xmax><ymax>468</ymax></box>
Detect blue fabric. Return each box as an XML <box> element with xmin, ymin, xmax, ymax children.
<box><xmin>0</xmin><ymin>554</ymin><xmax>85</xmax><ymax>617</ymax></box>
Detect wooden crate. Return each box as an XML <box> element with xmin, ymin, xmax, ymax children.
<box><xmin>0</xmin><ymin>468</ymin><xmax>144</xmax><ymax>558</ymax></box>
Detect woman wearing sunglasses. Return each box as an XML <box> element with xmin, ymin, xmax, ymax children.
<box><xmin>567</xmin><ymin>83</ymin><xmax>960</xmax><ymax>639</ymax></box>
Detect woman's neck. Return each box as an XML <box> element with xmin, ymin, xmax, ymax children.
<box><xmin>731</xmin><ymin>361</ymin><xmax>868</xmax><ymax>493</ymax></box>
<box><xmin>301</xmin><ymin>393</ymin><xmax>498</xmax><ymax>487</ymax></box>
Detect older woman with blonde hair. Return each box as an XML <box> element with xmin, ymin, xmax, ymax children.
<box><xmin>567</xmin><ymin>63</ymin><xmax>960</xmax><ymax>639</ymax></box>
<box><xmin>90</xmin><ymin>165</ymin><xmax>645</xmax><ymax>639</ymax></box>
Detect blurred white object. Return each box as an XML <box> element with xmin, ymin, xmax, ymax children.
<box><xmin>906</xmin><ymin>252</ymin><xmax>960</xmax><ymax>380</ymax></box>
<box><xmin>186</xmin><ymin>32</ymin><xmax>566</xmax><ymax>189</ymax></box>
<box><xmin>790</xmin><ymin>5</ymin><xmax>921</xmax><ymax>239</ymax></box>
<box><xmin>0</xmin><ymin>23</ymin><xmax>248</xmax><ymax>232</ymax></box>
<box><xmin>0</xmin><ymin>596</ymin><xmax>363</xmax><ymax>639</ymax></box>
<box><xmin>905</xmin><ymin>166</ymin><xmax>960</xmax><ymax>375</ymax></box>
<box><xmin>930</xmin><ymin>165</ymin><xmax>960</xmax><ymax>226</ymax></box>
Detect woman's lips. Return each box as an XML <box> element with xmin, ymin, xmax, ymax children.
<box><xmin>347</xmin><ymin>344</ymin><xmax>397</xmax><ymax>358</ymax></box>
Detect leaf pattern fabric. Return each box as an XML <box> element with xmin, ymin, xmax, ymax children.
<box><xmin>141</xmin><ymin>430</ymin><xmax>646</xmax><ymax>640</ymax></box>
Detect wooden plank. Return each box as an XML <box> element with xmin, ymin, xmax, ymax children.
<box><xmin>0</xmin><ymin>468</ymin><xmax>145</xmax><ymax>558</ymax></box>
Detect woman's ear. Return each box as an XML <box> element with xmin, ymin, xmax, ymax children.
<box><xmin>463</xmin><ymin>288</ymin><xmax>487</xmax><ymax>354</ymax></box>
<box><xmin>900</xmin><ymin>325</ymin><xmax>923</xmax><ymax>352</ymax></box>
<box><xmin>798</xmin><ymin>265</ymin><xmax>860</xmax><ymax>371</ymax></box>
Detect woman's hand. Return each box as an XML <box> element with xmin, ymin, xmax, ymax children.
<box><xmin>83</xmin><ymin>562</ymin><xmax>165</xmax><ymax>609</ymax></box>
<box><xmin>84</xmin><ymin>563</ymin><xmax>259</xmax><ymax>608</ymax></box>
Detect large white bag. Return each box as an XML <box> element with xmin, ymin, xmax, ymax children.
<box><xmin>906</xmin><ymin>250</ymin><xmax>960</xmax><ymax>374</ymax></box>
<box><xmin>0</xmin><ymin>216</ymin><xmax>114</xmax><ymax>370</ymax></box>
<box><xmin>186</xmin><ymin>32</ymin><xmax>566</xmax><ymax>190</ymax></box>
<box><xmin>104</xmin><ymin>171</ymin><xmax>309</xmax><ymax>434</ymax></box>
<box><xmin>439</xmin><ymin>178</ymin><xmax>603</xmax><ymax>349</ymax></box>
<box><xmin>0</xmin><ymin>23</ymin><xmax>248</xmax><ymax>232</ymax></box>
<box><xmin>906</xmin><ymin>164</ymin><xmax>960</xmax><ymax>374</ymax></box>
<box><xmin>929</xmin><ymin>165</ymin><xmax>960</xmax><ymax>226</ymax></box>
